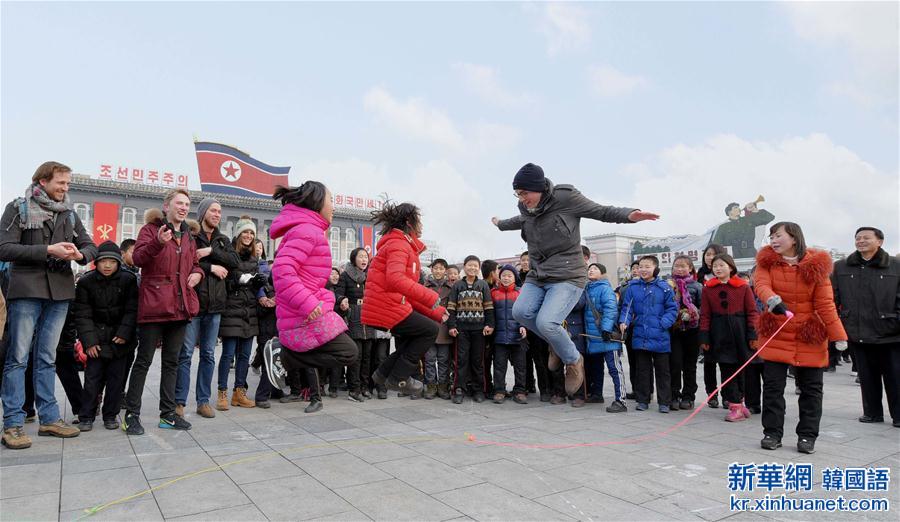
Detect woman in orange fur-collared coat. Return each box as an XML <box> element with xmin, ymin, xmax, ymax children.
<box><xmin>754</xmin><ymin>222</ymin><xmax>847</xmax><ymax>455</ymax></box>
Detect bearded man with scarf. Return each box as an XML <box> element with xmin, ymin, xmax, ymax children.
<box><xmin>0</xmin><ymin>162</ymin><xmax>97</xmax><ymax>449</ymax></box>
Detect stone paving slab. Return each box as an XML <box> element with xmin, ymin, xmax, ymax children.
<box><xmin>1</xmin><ymin>353</ymin><xmax>897</xmax><ymax>521</ymax></box>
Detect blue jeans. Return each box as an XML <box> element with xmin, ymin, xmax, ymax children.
<box><xmin>2</xmin><ymin>299</ymin><xmax>69</xmax><ymax>428</ymax></box>
<box><xmin>512</xmin><ymin>282</ymin><xmax>583</xmax><ymax>365</ymax></box>
<box><xmin>218</xmin><ymin>336</ymin><xmax>252</xmax><ymax>390</ymax></box>
<box><xmin>175</xmin><ymin>313</ymin><xmax>221</xmax><ymax>406</ymax></box>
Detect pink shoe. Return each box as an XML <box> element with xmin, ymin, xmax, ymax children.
<box><xmin>725</xmin><ymin>403</ymin><xmax>746</xmax><ymax>422</ymax></box>
<box><xmin>741</xmin><ymin>403</ymin><xmax>751</xmax><ymax>419</ymax></box>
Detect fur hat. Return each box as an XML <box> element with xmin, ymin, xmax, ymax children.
<box><xmin>234</xmin><ymin>215</ymin><xmax>256</xmax><ymax>238</ymax></box>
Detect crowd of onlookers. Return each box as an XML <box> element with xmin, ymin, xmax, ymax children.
<box><xmin>1</xmin><ymin>161</ymin><xmax>897</xmax><ymax>456</ymax></box>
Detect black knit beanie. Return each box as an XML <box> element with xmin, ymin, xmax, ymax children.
<box><xmin>513</xmin><ymin>163</ymin><xmax>545</xmax><ymax>192</ymax></box>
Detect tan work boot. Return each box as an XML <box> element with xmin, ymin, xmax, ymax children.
<box><xmin>231</xmin><ymin>387</ymin><xmax>256</xmax><ymax>408</ymax></box>
<box><xmin>548</xmin><ymin>350</ymin><xmax>562</xmax><ymax>371</ymax></box>
<box><xmin>216</xmin><ymin>390</ymin><xmax>230</xmax><ymax>411</ymax></box>
<box><xmin>38</xmin><ymin>419</ymin><xmax>80</xmax><ymax>438</ymax></box>
<box><xmin>564</xmin><ymin>355</ymin><xmax>585</xmax><ymax>396</ymax></box>
<box><xmin>2</xmin><ymin>426</ymin><xmax>32</xmax><ymax>449</ymax></box>
<box><xmin>196</xmin><ymin>403</ymin><xmax>216</xmax><ymax>418</ymax></box>
<box><xmin>175</xmin><ymin>404</ymin><xmax>185</xmax><ymax>418</ymax></box>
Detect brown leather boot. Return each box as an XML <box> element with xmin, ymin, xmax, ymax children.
<box><xmin>216</xmin><ymin>390</ymin><xmax>230</xmax><ymax>411</ymax></box>
<box><xmin>564</xmin><ymin>355</ymin><xmax>585</xmax><ymax>396</ymax></box>
<box><xmin>231</xmin><ymin>387</ymin><xmax>256</xmax><ymax>408</ymax></box>
<box><xmin>196</xmin><ymin>403</ymin><xmax>216</xmax><ymax>418</ymax></box>
<box><xmin>2</xmin><ymin>427</ymin><xmax>32</xmax><ymax>449</ymax></box>
<box><xmin>38</xmin><ymin>419</ymin><xmax>79</xmax><ymax>438</ymax></box>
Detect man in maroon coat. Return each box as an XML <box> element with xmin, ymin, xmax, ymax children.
<box><xmin>122</xmin><ymin>189</ymin><xmax>203</xmax><ymax>435</ymax></box>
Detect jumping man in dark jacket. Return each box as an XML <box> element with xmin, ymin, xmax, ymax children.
<box><xmin>491</xmin><ymin>163</ymin><xmax>658</xmax><ymax>396</ymax></box>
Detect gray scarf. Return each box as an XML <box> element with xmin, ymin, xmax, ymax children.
<box><xmin>344</xmin><ymin>263</ymin><xmax>367</xmax><ymax>284</ymax></box>
<box><xmin>22</xmin><ymin>183</ymin><xmax>72</xmax><ymax>229</ymax></box>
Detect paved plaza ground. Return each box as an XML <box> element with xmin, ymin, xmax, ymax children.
<box><xmin>1</xmin><ymin>355</ymin><xmax>897</xmax><ymax>521</ymax></box>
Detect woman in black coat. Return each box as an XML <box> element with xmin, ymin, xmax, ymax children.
<box><xmin>335</xmin><ymin>248</ymin><xmax>372</xmax><ymax>401</ymax></box>
<box><xmin>216</xmin><ymin>218</ymin><xmax>263</xmax><ymax>410</ymax></box>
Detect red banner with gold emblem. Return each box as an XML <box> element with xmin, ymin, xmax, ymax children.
<box><xmin>92</xmin><ymin>202</ymin><xmax>119</xmax><ymax>245</ymax></box>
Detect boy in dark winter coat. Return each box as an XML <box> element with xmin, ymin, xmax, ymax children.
<box><xmin>490</xmin><ymin>265</ymin><xmax>528</xmax><ymax>404</ymax></box>
<box><xmin>74</xmin><ymin>241</ymin><xmax>139</xmax><ymax>431</ymax></box>
<box><xmin>447</xmin><ymin>255</ymin><xmax>495</xmax><ymax>404</ymax></box>
<box><xmin>423</xmin><ymin>259</ymin><xmax>454</xmax><ymax>400</ymax></box>
<box><xmin>619</xmin><ymin>256</ymin><xmax>678</xmax><ymax>413</ymax></box>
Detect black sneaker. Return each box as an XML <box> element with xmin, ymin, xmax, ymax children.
<box><xmin>708</xmin><ymin>398</ymin><xmax>719</xmax><ymax>409</ymax></box>
<box><xmin>158</xmin><ymin>415</ymin><xmax>191</xmax><ymax>431</ymax></box>
<box><xmin>103</xmin><ymin>419</ymin><xmax>119</xmax><ymax>430</ymax></box>
<box><xmin>797</xmin><ymin>438</ymin><xmax>816</xmax><ymax>454</ymax></box>
<box><xmin>586</xmin><ymin>395</ymin><xmax>605</xmax><ymax>404</ymax></box>
<box><xmin>606</xmin><ymin>400</ymin><xmax>627</xmax><ymax>413</ymax></box>
<box><xmin>858</xmin><ymin>415</ymin><xmax>884</xmax><ymax>423</ymax></box>
<box><xmin>348</xmin><ymin>392</ymin><xmax>364</xmax><ymax>403</ymax></box>
<box><xmin>760</xmin><ymin>436</ymin><xmax>782</xmax><ymax>450</ymax></box>
<box><xmin>452</xmin><ymin>388</ymin><xmax>464</xmax><ymax>404</ymax></box>
<box><xmin>328</xmin><ymin>389</ymin><xmax>339</xmax><ymax>398</ymax></box>
<box><xmin>263</xmin><ymin>339</ymin><xmax>287</xmax><ymax>390</ymax></box>
<box><xmin>377</xmin><ymin>387</ymin><xmax>388</xmax><ymax>400</ymax></box>
<box><xmin>122</xmin><ymin>413</ymin><xmax>144</xmax><ymax>435</ymax></box>
<box><xmin>539</xmin><ymin>392</ymin><xmax>551</xmax><ymax>402</ymax></box>
<box><xmin>669</xmin><ymin>401</ymin><xmax>680</xmax><ymax>411</ymax></box>
<box><xmin>304</xmin><ymin>399</ymin><xmax>323</xmax><ymax>413</ymax></box>
<box><xmin>279</xmin><ymin>393</ymin><xmax>302</xmax><ymax>403</ymax></box>
<box><xmin>625</xmin><ymin>392</ymin><xmax>636</xmax><ymax>400</ymax></box>
<box><xmin>79</xmin><ymin>421</ymin><xmax>93</xmax><ymax>432</ymax></box>
<box><xmin>472</xmin><ymin>391</ymin><xmax>485</xmax><ymax>403</ymax></box>
<box><xmin>255</xmin><ymin>401</ymin><xmax>271</xmax><ymax>409</ymax></box>
<box><xmin>679</xmin><ymin>400</ymin><xmax>694</xmax><ymax>410</ymax></box>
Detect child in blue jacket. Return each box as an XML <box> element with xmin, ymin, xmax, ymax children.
<box><xmin>584</xmin><ymin>263</ymin><xmax>628</xmax><ymax>413</ymax></box>
<box><xmin>619</xmin><ymin>256</ymin><xmax>678</xmax><ymax>413</ymax></box>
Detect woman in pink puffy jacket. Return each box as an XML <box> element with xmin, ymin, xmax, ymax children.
<box><xmin>264</xmin><ymin>181</ymin><xmax>358</xmax><ymax>413</ymax></box>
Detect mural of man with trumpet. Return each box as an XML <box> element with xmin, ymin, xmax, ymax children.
<box><xmin>711</xmin><ymin>195</ymin><xmax>774</xmax><ymax>259</ymax></box>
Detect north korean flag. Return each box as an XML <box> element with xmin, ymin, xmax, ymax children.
<box><xmin>195</xmin><ymin>141</ymin><xmax>290</xmax><ymax>198</ymax></box>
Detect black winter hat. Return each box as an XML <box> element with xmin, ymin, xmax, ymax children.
<box><xmin>95</xmin><ymin>240</ymin><xmax>123</xmax><ymax>264</ymax></box>
<box><xmin>513</xmin><ymin>163</ymin><xmax>546</xmax><ymax>192</ymax></box>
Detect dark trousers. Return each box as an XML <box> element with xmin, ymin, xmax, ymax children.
<box><xmin>670</xmin><ymin>329</ymin><xmax>699</xmax><ymax>402</ymax></box>
<box><xmin>744</xmin><ymin>362</ymin><xmax>763</xmax><ymax>410</ymax></box>
<box><xmin>719</xmin><ymin>362</ymin><xmax>745</xmax><ymax>404</ymax></box>
<box><xmin>762</xmin><ymin>361</ymin><xmax>823</xmax><ymax>441</ymax></box>
<box><xmin>346</xmin><ymin>339</ymin><xmax>372</xmax><ymax>393</ymax></box>
<box><xmin>376</xmin><ymin>312</ymin><xmax>437</xmax><ymax>382</ymax></box>
<box><xmin>480</xmin><ymin>337</ymin><xmax>494</xmax><ymax>393</ymax></box>
<box><xmin>25</xmin><ymin>349</ymin><xmax>84</xmax><ymax>418</ymax></box>
<box><xmin>281</xmin><ymin>332</ymin><xmax>358</xmax><ymax>394</ymax></box>
<box><xmin>853</xmin><ymin>342</ymin><xmax>900</xmax><ymax>422</ymax></box>
<box><xmin>452</xmin><ymin>329</ymin><xmax>487</xmax><ymax>394</ymax></box>
<box><xmin>704</xmin><ymin>360</ymin><xmax>720</xmax><ymax>400</ymax></box>
<box><xmin>369</xmin><ymin>339</ymin><xmax>390</xmax><ymax>390</ymax></box>
<box><xmin>80</xmin><ymin>355</ymin><xmax>128</xmax><ymax>422</ymax></box>
<box><xmin>125</xmin><ymin>321</ymin><xmax>187</xmax><ymax>418</ymax></box>
<box><xmin>493</xmin><ymin>342</ymin><xmax>526</xmax><ymax>394</ymax></box>
<box><xmin>526</xmin><ymin>331</ymin><xmax>554</xmax><ymax>395</ymax></box>
<box><xmin>635</xmin><ymin>350</ymin><xmax>671</xmax><ymax>406</ymax></box>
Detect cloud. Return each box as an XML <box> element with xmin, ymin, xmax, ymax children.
<box><xmin>363</xmin><ymin>86</ymin><xmax>466</xmax><ymax>151</ymax></box>
<box><xmin>528</xmin><ymin>2</ymin><xmax>591</xmax><ymax>56</ymax></box>
<box><xmin>363</xmin><ymin>86</ymin><xmax>522</xmax><ymax>155</ymax></box>
<box><xmin>588</xmin><ymin>133</ymin><xmax>899</xmax><ymax>254</ymax></box>
<box><xmin>452</xmin><ymin>62</ymin><xmax>536</xmax><ymax>108</ymax></box>
<box><xmin>783</xmin><ymin>2</ymin><xmax>898</xmax><ymax>109</ymax></box>
<box><xmin>588</xmin><ymin>65</ymin><xmax>649</xmax><ymax>97</ymax></box>
<box><xmin>297</xmin><ymin>158</ymin><xmax>520</xmax><ymax>261</ymax></box>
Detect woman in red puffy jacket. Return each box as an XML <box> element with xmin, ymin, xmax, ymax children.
<box><xmin>362</xmin><ymin>202</ymin><xmax>448</xmax><ymax>398</ymax></box>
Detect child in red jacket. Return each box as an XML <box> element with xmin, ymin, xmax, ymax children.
<box><xmin>362</xmin><ymin>202</ymin><xmax>448</xmax><ymax>398</ymax></box>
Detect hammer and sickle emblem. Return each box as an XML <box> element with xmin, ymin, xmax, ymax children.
<box><xmin>96</xmin><ymin>223</ymin><xmax>113</xmax><ymax>241</ymax></box>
